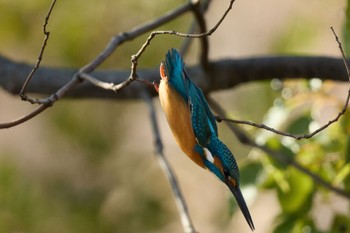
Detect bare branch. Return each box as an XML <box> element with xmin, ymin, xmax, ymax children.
<box><xmin>1</xmin><ymin>55</ymin><xmax>348</xmax><ymax>99</ymax></box>
<box><xmin>208</xmin><ymin>97</ymin><xmax>350</xmax><ymax>199</ymax></box>
<box><xmin>0</xmin><ymin>0</ymin><xmax>236</xmax><ymax>129</ymax></box>
<box><xmin>80</xmin><ymin>0</ymin><xmax>236</xmax><ymax>94</ymax></box>
<box><xmin>180</xmin><ymin>0</ymin><xmax>212</xmax><ymax>56</ymax></box>
<box><xmin>216</xmin><ymin>108</ymin><xmax>349</xmax><ymax>140</ymax></box>
<box><xmin>143</xmin><ymin>92</ymin><xmax>197</xmax><ymax>233</ymax></box>
<box><xmin>20</xmin><ymin>0</ymin><xmax>57</xmax><ymax>103</ymax></box>
<box><xmin>79</xmin><ymin>2</ymin><xmax>193</xmax><ymax>74</ymax></box>
<box><xmin>0</xmin><ymin>0</ymin><xmax>348</xmax><ymax>132</ymax></box>
<box><xmin>216</xmin><ymin>28</ymin><xmax>350</xmax><ymax>140</ymax></box>
<box><xmin>190</xmin><ymin>0</ymin><xmax>210</xmax><ymax>69</ymax></box>
<box><xmin>132</xmin><ymin>0</ymin><xmax>235</xmax><ymax>61</ymax></box>
<box><xmin>0</xmin><ymin>105</ymin><xmax>49</xmax><ymax>129</ymax></box>
<box><xmin>331</xmin><ymin>27</ymin><xmax>350</xmax><ymax>79</ymax></box>
<box><xmin>0</xmin><ymin>1</ymin><xmax>195</xmax><ymax>128</ymax></box>
<box><xmin>0</xmin><ymin>76</ymin><xmax>82</xmax><ymax>129</ymax></box>
<box><xmin>180</xmin><ymin>22</ymin><xmax>197</xmax><ymax>56</ymax></box>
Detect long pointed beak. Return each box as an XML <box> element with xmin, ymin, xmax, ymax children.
<box><xmin>229</xmin><ymin>185</ymin><xmax>255</xmax><ymax>231</ymax></box>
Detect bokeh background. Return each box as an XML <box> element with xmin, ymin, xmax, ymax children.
<box><xmin>0</xmin><ymin>0</ymin><xmax>349</xmax><ymax>233</ymax></box>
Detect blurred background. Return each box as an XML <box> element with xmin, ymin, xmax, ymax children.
<box><xmin>0</xmin><ymin>0</ymin><xmax>349</xmax><ymax>232</ymax></box>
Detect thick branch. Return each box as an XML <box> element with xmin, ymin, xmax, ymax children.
<box><xmin>0</xmin><ymin>55</ymin><xmax>348</xmax><ymax>100</ymax></box>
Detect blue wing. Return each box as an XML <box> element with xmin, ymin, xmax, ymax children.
<box><xmin>193</xmin><ymin>79</ymin><xmax>218</xmax><ymax>136</ymax></box>
<box><xmin>184</xmin><ymin>71</ymin><xmax>218</xmax><ymax>145</ymax></box>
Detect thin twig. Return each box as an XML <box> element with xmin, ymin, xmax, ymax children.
<box><xmin>179</xmin><ymin>0</ymin><xmax>212</xmax><ymax>56</ymax></box>
<box><xmin>208</xmin><ymin>97</ymin><xmax>350</xmax><ymax>199</ymax></box>
<box><xmin>190</xmin><ymin>0</ymin><xmax>210</xmax><ymax>69</ymax></box>
<box><xmin>104</xmin><ymin>0</ymin><xmax>236</xmax><ymax>94</ymax></box>
<box><xmin>79</xmin><ymin>0</ymin><xmax>236</xmax><ymax>94</ymax></box>
<box><xmin>331</xmin><ymin>27</ymin><xmax>350</xmax><ymax>79</ymax></box>
<box><xmin>180</xmin><ymin>21</ymin><xmax>197</xmax><ymax>56</ymax></box>
<box><xmin>0</xmin><ymin>1</ymin><xmax>196</xmax><ymax>128</ymax></box>
<box><xmin>216</xmin><ymin>28</ymin><xmax>350</xmax><ymax>140</ymax></box>
<box><xmin>132</xmin><ymin>0</ymin><xmax>235</xmax><ymax>62</ymax></box>
<box><xmin>12</xmin><ymin>0</ymin><xmax>232</xmax><ymax>109</ymax></box>
<box><xmin>19</xmin><ymin>0</ymin><xmax>57</xmax><ymax>104</ymax></box>
<box><xmin>0</xmin><ymin>105</ymin><xmax>49</xmax><ymax>129</ymax></box>
<box><xmin>18</xmin><ymin>1</ymin><xmax>194</xmax><ymax>104</ymax></box>
<box><xmin>78</xmin><ymin>73</ymin><xmax>127</xmax><ymax>92</ymax></box>
<box><xmin>0</xmin><ymin>75</ymin><xmax>82</xmax><ymax>129</ymax></box>
<box><xmin>142</xmin><ymin>92</ymin><xmax>197</xmax><ymax>233</ymax></box>
<box><xmin>79</xmin><ymin>2</ymin><xmax>193</xmax><ymax>74</ymax></box>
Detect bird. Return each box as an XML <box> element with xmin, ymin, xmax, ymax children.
<box><xmin>154</xmin><ymin>48</ymin><xmax>255</xmax><ymax>231</ymax></box>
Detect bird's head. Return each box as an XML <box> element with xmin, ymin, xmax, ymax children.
<box><xmin>204</xmin><ymin>138</ymin><xmax>255</xmax><ymax>231</ymax></box>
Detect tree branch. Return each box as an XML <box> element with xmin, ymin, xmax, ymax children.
<box><xmin>190</xmin><ymin>0</ymin><xmax>210</xmax><ymax>69</ymax></box>
<box><xmin>79</xmin><ymin>1</ymin><xmax>193</xmax><ymax>74</ymax></box>
<box><xmin>0</xmin><ymin>0</ymin><xmax>237</xmax><ymax>129</ymax></box>
<box><xmin>208</xmin><ymin>97</ymin><xmax>350</xmax><ymax>199</ymax></box>
<box><xmin>20</xmin><ymin>0</ymin><xmax>57</xmax><ymax>103</ymax></box>
<box><xmin>1</xmin><ymin>55</ymin><xmax>348</xmax><ymax>100</ymax></box>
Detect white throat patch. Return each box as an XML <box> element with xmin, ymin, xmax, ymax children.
<box><xmin>203</xmin><ymin>147</ymin><xmax>214</xmax><ymax>163</ymax></box>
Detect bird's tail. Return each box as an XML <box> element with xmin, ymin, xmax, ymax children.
<box><xmin>164</xmin><ymin>48</ymin><xmax>185</xmax><ymax>80</ymax></box>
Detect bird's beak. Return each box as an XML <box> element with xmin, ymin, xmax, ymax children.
<box><xmin>229</xmin><ymin>185</ymin><xmax>255</xmax><ymax>231</ymax></box>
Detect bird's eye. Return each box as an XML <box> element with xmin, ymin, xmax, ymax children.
<box><xmin>223</xmin><ymin>168</ymin><xmax>230</xmax><ymax>178</ymax></box>
<box><xmin>223</xmin><ymin>168</ymin><xmax>237</xmax><ymax>187</ymax></box>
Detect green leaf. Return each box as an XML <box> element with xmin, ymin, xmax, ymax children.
<box><xmin>239</xmin><ymin>162</ymin><xmax>263</xmax><ymax>186</ymax></box>
<box><xmin>260</xmin><ymin>171</ymin><xmax>277</xmax><ymax>189</ymax></box>
<box><xmin>334</xmin><ymin>164</ymin><xmax>350</xmax><ymax>185</ymax></box>
<box><xmin>273</xmin><ymin>215</ymin><xmax>296</xmax><ymax>233</ymax></box>
<box><xmin>297</xmin><ymin>143</ymin><xmax>322</xmax><ymax>166</ymax></box>
<box><xmin>273</xmin><ymin>215</ymin><xmax>323</xmax><ymax>233</ymax></box>
<box><xmin>265</xmin><ymin>137</ymin><xmax>295</xmax><ymax>169</ymax></box>
<box><xmin>277</xmin><ymin>167</ymin><xmax>314</xmax><ymax>214</ymax></box>
<box><xmin>286</xmin><ymin>115</ymin><xmax>312</xmax><ymax>135</ymax></box>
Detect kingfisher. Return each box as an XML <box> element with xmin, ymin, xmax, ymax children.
<box><xmin>154</xmin><ymin>48</ymin><xmax>255</xmax><ymax>231</ymax></box>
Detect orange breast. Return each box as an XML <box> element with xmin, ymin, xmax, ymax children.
<box><xmin>158</xmin><ymin>79</ymin><xmax>205</xmax><ymax>168</ymax></box>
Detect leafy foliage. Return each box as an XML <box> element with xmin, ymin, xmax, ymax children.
<box><xmin>237</xmin><ymin>79</ymin><xmax>350</xmax><ymax>232</ymax></box>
